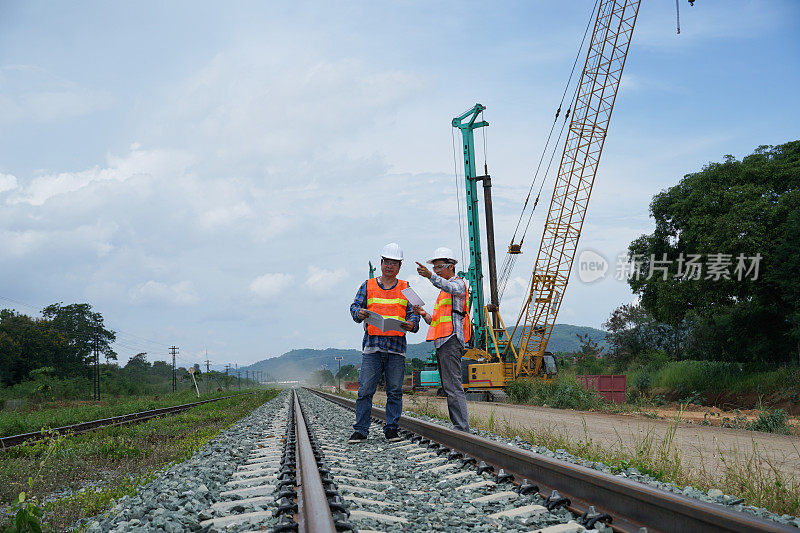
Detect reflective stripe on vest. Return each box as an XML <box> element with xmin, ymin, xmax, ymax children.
<box><xmin>426</xmin><ymin>279</ymin><xmax>471</xmax><ymax>342</ymax></box>
<box><xmin>366</xmin><ymin>277</ymin><xmax>409</xmax><ymax>337</ymax></box>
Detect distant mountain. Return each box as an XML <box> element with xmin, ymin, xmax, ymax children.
<box><xmin>241</xmin><ymin>348</ymin><xmax>363</xmax><ymax>381</ymax></box>
<box><xmin>242</xmin><ymin>323</ymin><xmax>607</xmax><ymax>381</ymax></box>
<box><xmin>543</xmin><ymin>324</ymin><xmax>608</xmax><ymax>353</ymax></box>
<box><xmin>406</xmin><ymin>323</ymin><xmax>608</xmax><ymax>359</ymax></box>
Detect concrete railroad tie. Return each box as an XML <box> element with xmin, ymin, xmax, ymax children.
<box><xmin>349</xmin><ymin>510</ymin><xmax>409</xmax><ymax>524</ymax></box>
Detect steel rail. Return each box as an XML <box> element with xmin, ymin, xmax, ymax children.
<box><xmin>0</xmin><ymin>392</ymin><xmax>261</xmax><ymax>449</ymax></box>
<box><xmin>309</xmin><ymin>388</ymin><xmax>795</xmax><ymax>533</ymax></box>
<box><xmin>293</xmin><ymin>391</ymin><xmax>337</xmax><ymax>533</ymax></box>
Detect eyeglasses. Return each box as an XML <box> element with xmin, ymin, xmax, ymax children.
<box><xmin>382</xmin><ymin>260</ymin><xmax>401</xmax><ymax>268</ymax></box>
<box><xmin>432</xmin><ymin>264</ymin><xmax>451</xmax><ymax>272</ymax></box>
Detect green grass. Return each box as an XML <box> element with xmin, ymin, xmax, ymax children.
<box><xmin>0</xmin><ymin>388</ymin><xmax>279</xmax><ymax>531</ymax></box>
<box><xmin>506</xmin><ymin>375</ymin><xmax>605</xmax><ymax>411</ymax></box>
<box><xmin>632</xmin><ymin>360</ymin><xmax>800</xmax><ymax>398</ymax></box>
<box><xmin>0</xmin><ymin>388</ymin><xmax>261</xmax><ymax>438</ymax></box>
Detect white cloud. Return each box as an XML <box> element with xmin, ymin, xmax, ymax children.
<box><xmin>304</xmin><ymin>266</ymin><xmax>348</xmax><ymax>291</ymax></box>
<box><xmin>129</xmin><ymin>280</ymin><xmax>200</xmax><ymax>306</ymax></box>
<box><xmin>250</xmin><ymin>273</ymin><xmax>294</xmax><ymax>301</ymax></box>
<box><xmin>0</xmin><ymin>65</ymin><xmax>113</xmax><ymax>125</ymax></box>
<box><xmin>162</xmin><ymin>51</ymin><xmax>422</xmax><ymax>168</ymax></box>
<box><xmin>0</xmin><ymin>173</ymin><xmax>18</xmax><ymax>194</ymax></box>
<box><xmin>8</xmin><ymin>146</ymin><xmax>195</xmax><ymax>206</ymax></box>
<box><xmin>0</xmin><ymin>229</ymin><xmax>46</xmax><ymax>257</ymax></box>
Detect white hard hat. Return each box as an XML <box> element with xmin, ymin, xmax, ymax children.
<box><xmin>380</xmin><ymin>242</ymin><xmax>404</xmax><ymax>261</ymax></box>
<box><xmin>427</xmin><ymin>247</ymin><xmax>458</xmax><ymax>265</ymax></box>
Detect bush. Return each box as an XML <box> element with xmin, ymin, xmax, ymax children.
<box><xmin>628</xmin><ymin>349</ymin><xmax>672</xmax><ymax>373</ymax></box>
<box><xmin>507</xmin><ymin>375</ymin><xmax>605</xmax><ymax>410</ymax></box>
<box><xmin>634</xmin><ymin>372</ymin><xmax>651</xmax><ymax>392</ymax></box>
<box><xmin>748</xmin><ymin>409</ymin><xmax>793</xmax><ymax>435</ymax></box>
<box><xmin>0</xmin><ymin>377</ymin><xmax>91</xmax><ymax>404</ymax></box>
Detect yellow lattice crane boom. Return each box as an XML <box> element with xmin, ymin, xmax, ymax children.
<box><xmin>418</xmin><ymin>0</ymin><xmax>644</xmax><ymax>395</ymax></box>
<box><xmin>517</xmin><ymin>0</ymin><xmax>641</xmax><ymax>378</ymax></box>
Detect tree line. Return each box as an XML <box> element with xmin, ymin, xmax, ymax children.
<box><xmin>0</xmin><ymin>303</ymin><xmax>264</xmax><ymax>398</ymax></box>
<box><xmin>0</xmin><ymin>303</ymin><xmax>116</xmax><ymax>388</ymax></box>
<box><xmin>605</xmin><ymin>141</ymin><xmax>800</xmax><ymax>367</ymax></box>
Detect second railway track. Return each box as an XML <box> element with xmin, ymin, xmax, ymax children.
<box><xmin>0</xmin><ymin>392</ymin><xmax>261</xmax><ymax>449</ymax></box>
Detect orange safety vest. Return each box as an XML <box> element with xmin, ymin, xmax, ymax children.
<box><xmin>366</xmin><ymin>277</ymin><xmax>409</xmax><ymax>337</ymax></box>
<box><xmin>426</xmin><ymin>278</ymin><xmax>471</xmax><ymax>343</ymax></box>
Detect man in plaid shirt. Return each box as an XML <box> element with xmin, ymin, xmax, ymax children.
<box><xmin>348</xmin><ymin>243</ymin><xmax>419</xmax><ymax>444</ymax></box>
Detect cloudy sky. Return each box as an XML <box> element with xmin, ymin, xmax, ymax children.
<box><xmin>1</xmin><ymin>1</ymin><xmax>798</xmax><ymax>369</ymax></box>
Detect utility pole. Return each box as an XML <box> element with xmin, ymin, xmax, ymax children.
<box><xmin>335</xmin><ymin>356</ymin><xmax>343</xmax><ymax>391</ymax></box>
<box><xmin>224</xmin><ymin>364</ymin><xmax>230</xmax><ymax>389</ymax></box>
<box><xmin>245</xmin><ymin>370</ymin><xmax>249</xmax><ymax>385</ymax></box>
<box><xmin>205</xmin><ymin>356</ymin><xmax>211</xmax><ymax>394</ymax></box>
<box><xmin>93</xmin><ymin>338</ymin><xmax>101</xmax><ymax>401</ymax></box>
<box><xmin>170</xmin><ymin>346</ymin><xmax>178</xmax><ymax>393</ymax></box>
<box><xmin>236</xmin><ymin>363</ymin><xmax>240</xmax><ymax>390</ymax></box>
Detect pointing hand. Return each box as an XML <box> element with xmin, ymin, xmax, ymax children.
<box><xmin>416</xmin><ymin>261</ymin><xmax>432</xmax><ymax>279</ymax></box>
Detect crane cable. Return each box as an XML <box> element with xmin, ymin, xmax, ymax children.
<box><xmin>451</xmin><ymin>126</ymin><xmax>467</xmax><ymax>267</ymax></box>
<box><xmin>506</xmin><ymin>0</ymin><xmax>600</xmax><ymax>248</ymax></box>
<box><xmin>496</xmin><ymin>0</ymin><xmax>600</xmax><ymax>303</ymax></box>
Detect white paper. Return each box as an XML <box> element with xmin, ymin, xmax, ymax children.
<box><xmin>381</xmin><ymin>317</ymin><xmax>406</xmax><ymax>333</ymax></box>
<box><xmin>401</xmin><ymin>286</ymin><xmax>425</xmax><ymax>307</ymax></box>
<box><xmin>364</xmin><ymin>310</ymin><xmax>405</xmax><ymax>333</ymax></box>
<box><xmin>363</xmin><ymin>310</ymin><xmax>384</xmax><ymax>329</ymax></box>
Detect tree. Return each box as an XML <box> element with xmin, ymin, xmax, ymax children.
<box><xmin>151</xmin><ymin>360</ymin><xmax>173</xmax><ymax>379</ymax></box>
<box><xmin>626</xmin><ymin>142</ymin><xmax>800</xmax><ymax>363</ymax></box>
<box><xmin>309</xmin><ymin>369</ymin><xmax>335</xmax><ymax>386</ymax></box>
<box><xmin>0</xmin><ymin>310</ymin><xmax>72</xmax><ymax>386</ymax></box>
<box><xmin>42</xmin><ymin>303</ymin><xmax>117</xmax><ymax>365</ymax></box>
<box><xmin>571</xmin><ymin>333</ymin><xmax>607</xmax><ymax>375</ymax></box>
<box><xmin>335</xmin><ymin>364</ymin><xmax>358</xmax><ymax>382</ymax></box>
<box><xmin>125</xmin><ymin>352</ymin><xmax>150</xmax><ymax>372</ymax></box>
<box><xmin>409</xmin><ymin>358</ymin><xmax>426</xmax><ymax>371</ymax></box>
<box><xmin>603</xmin><ymin>303</ymin><xmax>688</xmax><ymax>368</ymax></box>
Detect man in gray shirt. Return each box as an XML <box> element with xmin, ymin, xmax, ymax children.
<box><xmin>414</xmin><ymin>247</ymin><xmax>471</xmax><ymax>432</ymax></box>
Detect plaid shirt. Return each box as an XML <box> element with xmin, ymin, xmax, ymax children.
<box><xmin>350</xmin><ymin>278</ymin><xmax>420</xmax><ymax>355</ymax></box>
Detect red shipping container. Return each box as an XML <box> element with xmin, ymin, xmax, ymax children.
<box><xmin>344</xmin><ymin>381</ymin><xmax>359</xmax><ymax>391</ymax></box>
<box><xmin>576</xmin><ymin>374</ymin><xmax>626</xmax><ymax>404</ymax></box>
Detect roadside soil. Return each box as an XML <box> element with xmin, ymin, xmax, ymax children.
<box><xmin>649</xmin><ymin>403</ymin><xmax>800</xmax><ymax>429</ymax></box>
<box><xmin>372</xmin><ymin>391</ymin><xmax>800</xmax><ymax>480</ymax></box>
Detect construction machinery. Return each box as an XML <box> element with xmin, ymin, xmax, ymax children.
<box><xmin>420</xmin><ymin>0</ymin><xmax>641</xmax><ymax>392</ymax></box>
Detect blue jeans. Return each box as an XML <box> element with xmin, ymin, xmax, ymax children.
<box><xmin>353</xmin><ymin>351</ymin><xmax>405</xmax><ymax>435</ymax></box>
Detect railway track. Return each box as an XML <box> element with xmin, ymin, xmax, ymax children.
<box><xmin>0</xmin><ymin>392</ymin><xmax>259</xmax><ymax>449</ymax></box>
<box><xmin>306</xmin><ymin>389</ymin><xmax>796</xmax><ymax>533</ymax></box>
<box><xmin>91</xmin><ymin>388</ymin><xmax>796</xmax><ymax>532</ymax></box>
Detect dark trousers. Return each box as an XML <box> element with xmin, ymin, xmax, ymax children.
<box><xmin>436</xmin><ymin>336</ymin><xmax>470</xmax><ymax>432</ymax></box>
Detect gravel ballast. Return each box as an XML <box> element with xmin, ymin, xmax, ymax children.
<box><xmin>89</xmin><ymin>390</ymin><xmax>291</xmax><ymax>532</ymax></box>
<box><xmin>299</xmin><ymin>389</ymin><xmax>604</xmax><ymax>533</ymax></box>
<box><xmin>394</xmin><ymin>394</ymin><xmax>800</xmax><ymax>530</ymax></box>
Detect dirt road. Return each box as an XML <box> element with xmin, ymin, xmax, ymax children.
<box><xmin>373</xmin><ymin>392</ymin><xmax>800</xmax><ymax>480</ymax></box>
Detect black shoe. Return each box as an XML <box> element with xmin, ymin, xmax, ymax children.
<box><xmin>384</xmin><ymin>429</ymin><xmax>402</xmax><ymax>442</ymax></box>
<box><xmin>347</xmin><ymin>431</ymin><xmax>367</xmax><ymax>444</ymax></box>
